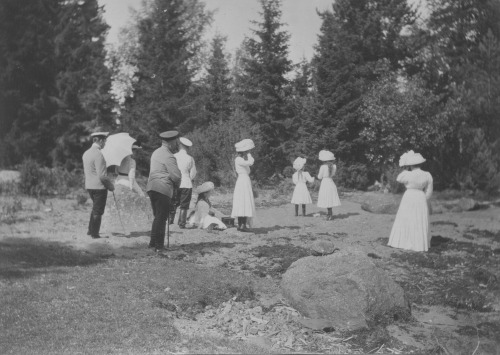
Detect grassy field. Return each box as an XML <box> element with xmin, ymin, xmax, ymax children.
<box><xmin>0</xmin><ymin>238</ymin><xmax>274</xmax><ymax>354</ymax></box>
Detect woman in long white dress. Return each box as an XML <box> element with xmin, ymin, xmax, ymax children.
<box><xmin>291</xmin><ymin>157</ymin><xmax>315</xmax><ymax>216</ymax></box>
<box><xmin>231</xmin><ymin>139</ymin><xmax>256</xmax><ymax>231</ymax></box>
<box><xmin>188</xmin><ymin>181</ymin><xmax>227</xmax><ymax>230</ymax></box>
<box><xmin>388</xmin><ymin>151</ymin><xmax>433</xmax><ymax>252</ymax></box>
<box><xmin>102</xmin><ymin>142</ymin><xmax>150</xmax><ymax>235</ymax></box>
<box><xmin>317</xmin><ymin>150</ymin><xmax>341</xmax><ymax>220</ymax></box>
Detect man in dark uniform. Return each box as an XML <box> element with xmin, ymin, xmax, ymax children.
<box><xmin>82</xmin><ymin>130</ymin><xmax>115</xmax><ymax>239</ymax></box>
<box><xmin>146</xmin><ymin>131</ymin><xmax>182</xmax><ymax>252</ymax></box>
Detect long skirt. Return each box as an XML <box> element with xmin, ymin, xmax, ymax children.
<box><xmin>317</xmin><ymin>177</ymin><xmax>341</xmax><ymax>208</ymax></box>
<box><xmin>188</xmin><ymin>213</ymin><xmax>227</xmax><ymax>230</ymax></box>
<box><xmin>291</xmin><ymin>182</ymin><xmax>312</xmax><ymax>204</ymax></box>
<box><xmin>101</xmin><ymin>181</ymin><xmax>151</xmax><ymax>236</ymax></box>
<box><xmin>388</xmin><ymin>189</ymin><xmax>430</xmax><ymax>252</ymax></box>
<box><xmin>231</xmin><ymin>173</ymin><xmax>256</xmax><ymax>227</ymax></box>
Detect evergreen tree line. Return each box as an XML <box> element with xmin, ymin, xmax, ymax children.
<box><xmin>0</xmin><ymin>0</ymin><xmax>114</xmax><ymax>170</ymax></box>
<box><xmin>1</xmin><ymin>0</ymin><xmax>499</xmax><ymax>193</ymax></box>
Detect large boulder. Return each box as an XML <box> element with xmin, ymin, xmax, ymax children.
<box><xmin>360</xmin><ymin>192</ymin><xmax>401</xmax><ymax>214</ymax></box>
<box><xmin>281</xmin><ymin>248</ymin><xmax>408</xmax><ymax>331</ymax></box>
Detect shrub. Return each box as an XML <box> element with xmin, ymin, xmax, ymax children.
<box><xmin>335</xmin><ymin>162</ymin><xmax>370</xmax><ymax>190</ymax></box>
<box><xmin>19</xmin><ymin>159</ymin><xmax>46</xmax><ymax>196</ymax></box>
<box><xmin>188</xmin><ymin>110</ymin><xmax>263</xmax><ymax>187</ymax></box>
<box><xmin>18</xmin><ymin>159</ymin><xmax>83</xmax><ymax>197</ymax></box>
<box><xmin>384</xmin><ymin>165</ymin><xmax>406</xmax><ymax>194</ymax></box>
<box><xmin>0</xmin><ymin>180</ymin><xmax>20</xmax><ymax>196</ymax></box>
<box><xmin>282</xmin><ymin>166</ymin><xmax>294</xmax><ymax>178</ymax></box>
<box><xmin>1</xmin><ymin>196</ymin><xmax>23</xmax><ymax>224</ymax></box>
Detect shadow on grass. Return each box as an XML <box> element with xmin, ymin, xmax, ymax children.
<box><xmin>170</xmin><ymin>241</ymin><xmax>240</xmax><ymax>252</ymax></box>
<box><xmin>111</xmin><ymin>230</ymin><xmax>150</xmax><ymax>238</ymax></box>
<box><xmin>250</xmin><ymin>225</ymin><xmax>301</xmax><ymax>235</ymax></box>
<box><xmin>333</xmin><ymin>212</ymin><xmax>360</xmax><ymax>220</ymax></box>
<box><xmin>0</xmin><ymin>237</ymin><xmax>107</xmax><ymax>280</ymax></box>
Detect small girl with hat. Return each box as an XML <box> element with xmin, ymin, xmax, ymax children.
<box><xmin>231</xmin><ymin>138</ymin><xmax>256</xmax><ymax>231</ymax></box>
<box><xmin>291</xmin><ymin>157</ymin><xmax>315</xmax><ymax>216</ymax></box>
<box><xmin>317</xmin><ymin>150</ymin><xmax>341</xmax><ymax>220</ymax></box>
<box><xmin>188</xmin><ymin>181</ymin><xmax>227</xmax><ymax>230</ymax></box>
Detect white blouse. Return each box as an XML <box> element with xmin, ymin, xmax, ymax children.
<box><xmin>235</xmin><ymin>154</ymin><xmax>254</xmax><ymax>175</ymax></box>
<box><xmin>293</xmin><ymin>171</ymin><xmax>314</xmax><ymax>184</ymax></box>
<box><xmin>397</xmin><ymin>168</ymin><xmax>433</xmax><ymax>199</ymax></box>
<box><xmin>317</xmin><ymin>164</ymin><xmax>336</xmax><ymax>179</ymax></box>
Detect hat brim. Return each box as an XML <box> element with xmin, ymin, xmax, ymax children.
<box><xmin>159</xmin><ymin>131</ymin><xmax>179</xmax><ymax>140</ymax></box>
<box><xmin>91</xmin><ymin>132</ymin><xmax>109</xmax><ymax>137</ymax></box>
<box><xmin>235</xmin><ymin>139</ymin><xmax>255</xmax><ymax>152</ymax></box>
<box><xmin>406</xmin><ymin>157</ymin><xmax>426</xmax><ymax>166</ymax></box>
<box><xmin>179</xmin><ymin>137</ymin><xmax>193</xmax><ymax>147</ymax></box>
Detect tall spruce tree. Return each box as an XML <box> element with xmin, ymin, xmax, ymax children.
<box><xmin>204</xmin><ymin>34</ymin><xmax>232</xmax><ymax>123</ymax></box>
<box><xmin>120</xmin><ymin>0</ymin><xmax>211</xmax><ymax>144</ymax></box>
<box><xmin>237</xmin><ymin>0</ymin><xmax>293</xmax><ymax>177</ymax></box>
<box><xmin>51</xmin><ymin>0</ymin><xmax>115</xmax><ymax>169</ymax></box>
<box><xmin>424</xmin><ymin>0</ymin><xmax>500</xmax><ymax>137</ymax></box>
<box><xmin>422</xmin><ymin>0</ymin><xmax>500</xmax><ymax>191</ymax></box>
<box><xmin>313</xmin><ymin>0</ymin><xmax>417</xmax><ymax>163</ymax></box>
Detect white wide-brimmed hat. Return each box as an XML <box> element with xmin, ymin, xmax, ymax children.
<box><xmin>90</xmin><ymin>131</ymin><xmax>109</xmax><ymax>138</ymax></box>
<box><xmin>405</xmin><ymin>151</ymin><xmax>426</xmax><ymax>166</ymax></box>
<box><xmin>235</xmin><ymin>139</ymin><xmax>255</xmax><ymax>152</ymax></box>
<box><xmin>318</xmin><ymin>150</ymin><xmax>335</xmax><ymax>162</ymax></box>
<box><xmin>196</xmin><ymin>181</ymin><xmax>214</xmax><ymax>194</ymax></box>
<box><xmin>293</xmin><ymin>157</ymin><xmax>306</xmax><ymax>170</ymax></box>
<box><xmin>179</xmin><ymin>137</ymin><xmax>192</xmax><ymax>147</ymax></box>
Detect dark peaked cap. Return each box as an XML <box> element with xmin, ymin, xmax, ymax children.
<box><xmin>159</xmin><ymin>130</ymin><xmax>179</xmax><ymax>141</ymax></box>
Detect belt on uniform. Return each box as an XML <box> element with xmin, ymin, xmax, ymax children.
<box><xmin>118</xmin><ymin>172</ymin><xmax>128</xmax><ymax>176</ymax></box>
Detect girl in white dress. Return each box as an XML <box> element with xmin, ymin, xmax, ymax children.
<box><xmin>291</xmin><ymin>157</ymin><xmax>315</xmax><ymax>216</ymax></box>
<box><xmin>317</xmin><ymin>150</ymin><xmax>341</xmax><ymax>220</ymax></box>
<box><xmin>388</xmin><ymin>151</ymin><xmax>433</xmax><ymax>252</ymax></box>
<box><xmin>231</xmin><ymin>139</ymin><xmax>256</xmax><ymax>231</ymax></box>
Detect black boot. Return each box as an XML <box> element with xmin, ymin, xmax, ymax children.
<box><xmin>295</xmin><ymin>205</ymin><xmax>299</xmax><ymax>217</ymax></box>
<box><xmin>91</xmin><ymin>214</ymin><xmax>102</xmax><ymax>238</ymax></box>
<box><xmin>302</xmin><ymin>205</ymin><xmax>306</xmax><ymax>216</ymax></box>
<box><xmin>178</xmin><ymin>209</ymin><xmax>187</xmax><ymax>229</ymax></box>
<box><xmin>237</xmin><ymin>217</ymin><xmax>244</xmax><ymax>230</ymax></box>
<box><xmin>168</xmin><ymin>209</ymin><xmax>176</xmax><ymax>225</ymax></box>
<box><xmin>240</xmin><ymin>217</ymin><xmax>248</xmax><ymax>231</ymax></box>
<box><xmin>326</xmin><ymin>208</ymin><xmax>333</xmax><ymax>221</ymax></box>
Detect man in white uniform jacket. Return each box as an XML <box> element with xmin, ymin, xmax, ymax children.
<box><xmin>173</xmin><ymin>137</ymin><xmax>197</xmax><ymax>228</ymax></box>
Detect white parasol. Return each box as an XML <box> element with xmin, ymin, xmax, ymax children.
<box><xmin>101</xmin><ymin>132</ymin><xmax>137</xmax><ymax>167</ymax></box>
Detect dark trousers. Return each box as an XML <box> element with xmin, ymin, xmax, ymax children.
<box><xmin>176</xmin><ymin>188</ymin><xmax>192</xmax><ymax>209</ymax></box>
<box><xmin>175</xmin><ymin>188</ymin><xmax>192</xmax><ymax>227</ymax></box>
<box><xmin>87</xmin><ymin>189</ymin><xmax>108</xmax><ymax>237</ymax></box>
<box><xmin>148</xmin><ymin>190</ymin><xmax>172</xmax><ymax>249</ymax></box>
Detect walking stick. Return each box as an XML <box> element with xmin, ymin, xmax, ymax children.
<box><xmin>112</xmin><ymin>191</ymin><xmax>127</xmax><ymax>235</ymax></box>
<box><xmin>166</xmin><ymin>217</ymin><xmax>170</xmax><ymax>249</ymax></box>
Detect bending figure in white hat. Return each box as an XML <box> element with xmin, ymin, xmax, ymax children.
<box><xmin>187</xmin><ymin>182</ymin><xmax>226</xmax><ymax>230</ymax></box>
<box><xmin>231</xmin><ymin>139</ymin><xmax>256</xmax><ymax>231</ymax></box>
<box><xmin>388</xmin><ymin>151</ymin><xmax>433</xmax><ymax>252</ymax></box>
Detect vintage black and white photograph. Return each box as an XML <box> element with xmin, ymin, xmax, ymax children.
<box><xmin>1</xmin><ymin>0</ymin><xmax>499</xmax><ymax>353</ymax></box>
